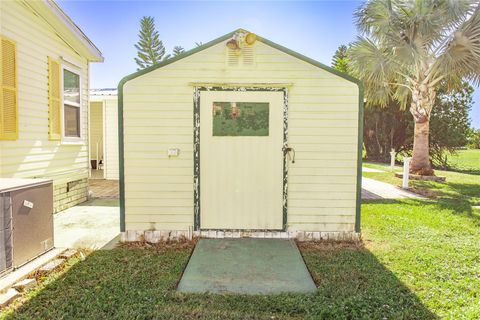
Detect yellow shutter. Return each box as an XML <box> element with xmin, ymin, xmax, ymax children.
<box><xmin>48</xmin><ymin>57</ymin><xmax>61</xmax><ymax>140</ymax></box>
<box><xmin>0</xmin><ymin>37</ymin><xmax>18</xmax><ymax>140</ymax></box>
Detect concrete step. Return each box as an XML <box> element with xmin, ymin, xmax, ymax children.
<box><xmin>12</xmin><ymin>278</ymin><xmax>37</xmax><ymax>292</ymax></box>
<box><xmin>37</xmin><ymin>259</ymin><xmax>65</xmax><ymax>276</ymax></box>
<box><xmin>0</xmin><ymin>248</ymin><xmax>66</xmax><ymax>293</ymax></box>
<box><xmin>0</xmin><ymin>288</ymin><xmax>19</xmax><ymax>308</ymax></box>
<box><xmin>59</xmin><ymin>249</ymin><xmax>77</xmax><ymax>259</ymax></box>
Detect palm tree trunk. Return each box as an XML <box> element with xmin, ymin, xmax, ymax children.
<box><xmin>409</xmin><ymin>83</ymin><xmax>435</xmax><ymax>175</ymax></box>
<box><xmin>410</xmin><ymin>119</ymin><xmax>432</xmax><ymax>173</ymax></box>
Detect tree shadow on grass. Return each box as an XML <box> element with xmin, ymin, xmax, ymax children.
<box><xmin>4</xmin><ymin>243</ymin><xmax>437</xmax><ymax>320</ymax></box>
<box><xmin>443</xmin><ymin>182</ymin><xmax>480</xmax><ymax>201</ymax></box>
<box><xmin>299</xmin><ymin>241</ymin><xmax>437</xmax><ymax>319</ymax></box>
<box><xmin>442</xmin><ymin>167</ymin><xmax>480</xmax><ymax>176</ymax></box>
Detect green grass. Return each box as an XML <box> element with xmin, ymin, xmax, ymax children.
<box><xmin>2</xmin><ymin>161</ymin><xmax>479</xmax><ymax>319</ymax></box>
<box><xmin>361</xmin><ymin>199</ymin><xmax>480</xmax><ymax>319</ymax></box>
<box><xmin>363</xmin><ymin>161</ymin><xmax>480</xmax><ymax>207</ymax></box>
<box><xmin>447</xmin><ymin>149</ymin><xmax>480</xmax><ymax>174</ymax></box>
<box><xmin>2</xmin><ymin>199</ymin><xmax>479</xmax><ymax>319</ymax></box>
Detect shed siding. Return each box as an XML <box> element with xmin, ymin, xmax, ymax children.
<box><xmin>104</xmin><ymin>98</ymin><xmax>119</xmax><ymax>180</ymax></box>
<box><xmin>0</xmin><ymin>1</ymin><xmax>90</xmax><ymax>204</ymax></box>
<box><xmin>90</xmin><ymin>102</ymin><xmax>103</xmax><ymax>163</ymax></box>
<box><xmin>123</xmin><ymin>40</ymin><xmax>359</xmax><ymax>232</ymax></box>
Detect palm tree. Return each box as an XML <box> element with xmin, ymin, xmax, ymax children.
<box><xmin>349</xmin><ymin>0</ymin><xmax>480</xmax><ymax>174</ymax></box>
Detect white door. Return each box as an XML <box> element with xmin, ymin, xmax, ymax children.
<box><xmin>200</xmin><ymin>90</ymin><xmax>284</xmax><ymax>230</ymax></box>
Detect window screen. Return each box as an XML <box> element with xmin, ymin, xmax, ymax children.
<box><xmin>212</xmin><ymin>102</ymin><xmax>269</xmax><ymax>136</ymax></box>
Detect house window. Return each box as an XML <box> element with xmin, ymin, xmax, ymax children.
<box><xmin>62</xmin><ymin>68</ymin><xmax>81</xmax><ymax>139</ymax></box>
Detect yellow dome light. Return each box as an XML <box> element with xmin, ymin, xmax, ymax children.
<box><xmin>245</xmin><ymin>33</ymin><xmax>257</xmax><ymax>45</ymax></box>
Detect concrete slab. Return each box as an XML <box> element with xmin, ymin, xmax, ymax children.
<box><xmin>37</xmin><ymin>258</ymin><xmax>65</xmax><ymax>275</ymax></box>
<box><xmin>0</xmin><ymin>248</ymin><xmax>65</xmax><ymax>293</ymax></box>
<box><xmin>54</xmin><ymin>199</ymin><xmax>120</xmax><ymax>250</ymax></box>
<box><xmin>177</xmin><ymin>238</ymin><xmax>317</xmax><ymax>295</ymax></box>
<box><xmin>13</xmin><ymin>278</ymin><xmax>37</xmax><ymax>292</ymax></box>
<box><xmin>362</xmin><ymin>177</ymin><xmax>425</xmax><ymax>200</ymax></box>
<box><xmin>59</xmin><ymin>249</ymin><xmax>78</xmax><ymax>259</ymax></box>
<box><xmin>0</xmin><ymin>288</ymin><xmax>19</xmax><ymax>307</ymax></box>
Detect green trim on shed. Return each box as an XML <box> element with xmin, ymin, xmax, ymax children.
<box><xmin>355</xmin><ymin>86</ymin><xmax>364</xmax><ymax>233</ymax></box>
<box><xmin>117</xmin><ymin>28</ymin><xmax>364</xmax><ymax>234</ymax></box>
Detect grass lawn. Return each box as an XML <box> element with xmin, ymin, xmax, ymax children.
<box><xmin>2</xmin><ymin>199</ymin><xmax>479</xmax><ymax>319</ymax></box>
<box><xmin>1</xmin><ymin>160</ymin><xmax>478</xmax><ymax>319</ymax></box>
<box><xmin>447</xmin><ymin>149</ymin><xmax>480</xmax><ymax>174</ymax></box>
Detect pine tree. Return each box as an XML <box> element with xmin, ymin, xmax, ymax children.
<box><xmin>173</xmin><ymin>46</ymin><xmax>185</xmax><ymax>56</ymax></box>
<box><xmin>331</xmin><ymin>45</ymin><xmax>349</xmax><ymax>74</ymax></box>
<box><xmin>134</xmin><ymin>16</ymin><xmax>170</xmax><ymax>70</ymax></box>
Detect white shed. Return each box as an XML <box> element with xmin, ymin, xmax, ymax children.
<box><xmin>89</xmin><ymin>89</ymin><xmax>119</xmax><ymax>180</ymax></box>
<box><xmin>119</xmin><ymin>29</ymin><xmax>363</xmax><ymax>241</ymax></box>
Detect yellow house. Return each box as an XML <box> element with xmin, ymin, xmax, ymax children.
<box><xmin>0</xmin><ymin>0</ymin><xmax>103</xmax><ymax>212</ymax></box>
<box><xmin>89</xmin><ymin>89</ymin><xmax>119</xmax><ymax>180</ymax></box>
<box><xmin>120</xmin><ymin>29</ymin><xmax>363</xmax><ymax>241</ymax></box>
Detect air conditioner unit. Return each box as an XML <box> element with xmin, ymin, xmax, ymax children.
<box><xmin>0</xmin><ymin>179</ymin><xmax>54</xmax><ymax>276</ymax></box>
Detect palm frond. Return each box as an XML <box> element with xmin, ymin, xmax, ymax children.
<box><xmin>349</xmin><ymin>37</ymin><xmax>402</xmax><ymax>107</ymax></box>
<box><xmin>393</xmin><ymin>84</ymin><xmax>411</xmax><ymax>110</ymax></box>
<box><xmin>433</xmin><ymin>5</ymin><xmax>480</xmax><ymax>86</ymax></box>
<box><xmin>349</xmin><ymin>37</ymin><xmax>397</xmax><ymax>83</ymax></box>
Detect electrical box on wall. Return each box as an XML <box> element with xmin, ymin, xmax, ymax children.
<box><xmin>167</xmin><ymin>148</ymin><xmax>180</xmax><ymax>157</ymax></box>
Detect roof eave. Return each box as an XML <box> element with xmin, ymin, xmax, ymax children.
<box><xmin>118</xmin><ymin>28</ymin><xmax>360</xmax><ymax>88</ymax></box>
<box><xmin>28</xmin><ymin>0</ymin><xmax>104</xmax><ymax>62</ymax></box>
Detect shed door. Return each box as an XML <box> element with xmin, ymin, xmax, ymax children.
<box><xmin>200</xmin><ymin>91</ymin><xmax>284</xmax><ymax>230</ymax></box>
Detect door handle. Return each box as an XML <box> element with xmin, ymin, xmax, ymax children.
<box><xmin>283</xmin><ymin>146</ymin><xmax>295</xmax><ymax>164</ymax></box>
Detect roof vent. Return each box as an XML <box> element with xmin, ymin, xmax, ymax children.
<box><xmin>227</xmin><ymin>47</ymin><xmax>240</xmax><ymax>66</ymax></box>
<box><xmin>242</xmin><ymin>45</ymin><xmax>255</xmax><ymax>66</ymax></box>
<box><xmin>225</xmin><ymin>31</ymin><xmax>256</xmax><ymax>67</ymax></box>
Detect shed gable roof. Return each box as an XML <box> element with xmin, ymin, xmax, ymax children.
<box><xmin>119</xmin><ymin>28</ymin><xmax>361</xmax><ymax>88</ymax></box>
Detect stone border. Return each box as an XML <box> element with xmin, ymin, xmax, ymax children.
<box><xmin>394</xmin><ymin>173</ymin><xmax>446</xmax><ymax>182</ymax></box>
<box><xmin>121</xmin><ymin>230</ymin><xmax>361</xmax><ymax>243</ymax></box>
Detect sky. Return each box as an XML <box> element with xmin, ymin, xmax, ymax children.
<box><xmin>58</xmin><ymin>0</ymin><xmax>479</xmax><ymax>128</ymax></box>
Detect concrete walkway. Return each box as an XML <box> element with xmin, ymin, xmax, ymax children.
<box><xmin>362</xmin><ymin>167</ymin><xmax>385</xmax><ymax>173</ymax></box>
<box><xmin>54</xmin><ymin>199</ymin><xmax>120</xmax><ymax>250</ymax></box>
<box><xmin>89</xmin><ymin>179</ymin><xmax>119</xmax><ymax>198</ymax></box>
<box><xmin>178</xmin><ymin>239</ymin><xmax>316</xmax><ymax>294</ymax></box>
<box><xmin>362</xmin><ymin>177</ymin><xmax>424</xmax><ymax>200</ymax></box>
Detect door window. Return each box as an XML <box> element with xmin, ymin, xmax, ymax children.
<box><xmin>212</xmin><ymin>102</ymin><xmax>269</xmax><ymax>136</ymax></box>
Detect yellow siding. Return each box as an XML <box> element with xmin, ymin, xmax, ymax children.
<box><xmin>0</xmin><ymin>1</ymin><xmax>90</xmax><ymax>185</ymax></box>
<box><xmin>89</xmin><ymin>102</ymin><xmax>103</xmax><ymax>163</ymax></box>
<box><xmin>123</xmin><ymin>40</ymin><xmax>359</xmax><ymax>232</ymax></box>
<box><xmin>104</xmin><ymin>98</ymin><xmax>119</xmax><ymax>180</ymax></box>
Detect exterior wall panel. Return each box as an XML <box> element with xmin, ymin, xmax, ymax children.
<box><xmin>0</xmin><ymin>1</ymin><xmax>91</xmax><ymax>211</ymax></box>
<box><xmin>104</xmin><ymin>99</ymin><xmax>119</xmax><ymax>180</ymax></box>
<box><xmin>123</xmin><ymin>39</ymin><xmax>359</xmax><ymax>233</ymax></box>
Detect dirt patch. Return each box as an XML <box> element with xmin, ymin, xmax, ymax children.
<box><xmin>297</xmin><ymin>240</ymin><xmax>364</xmax><ymax>251</ymax></box>
<box><xmin>411</xmin><ymin>186</ymin><xmax>441</xmax><ymax>198</ymax></box>
<box><xmin>119</xmin><ymin>237</ymin><xmax>198</xmax><ymax>251</ymax></box>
